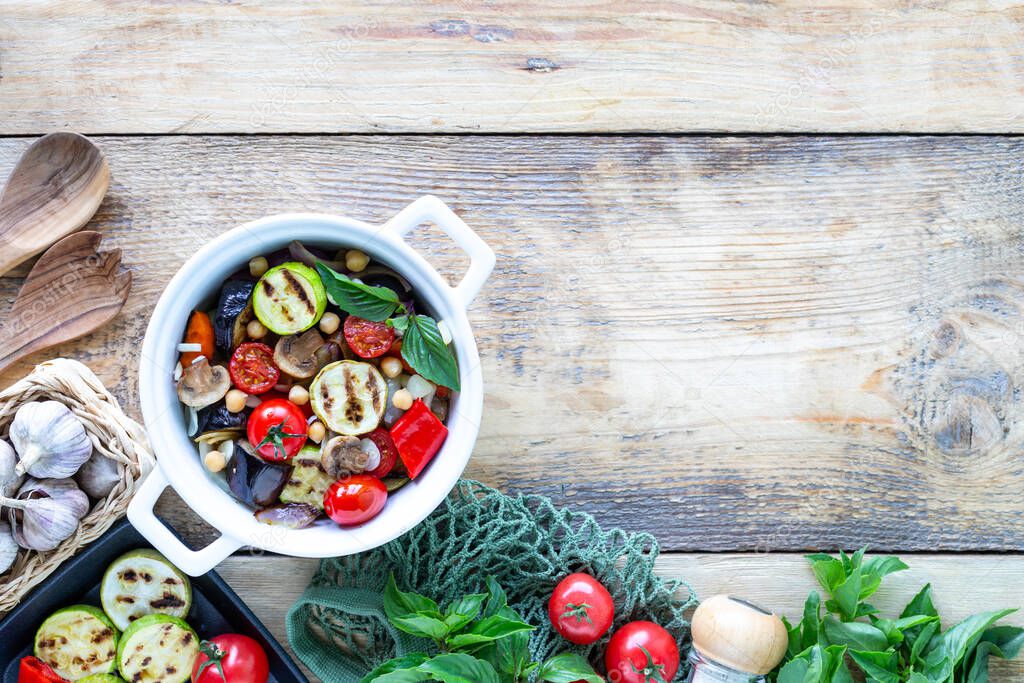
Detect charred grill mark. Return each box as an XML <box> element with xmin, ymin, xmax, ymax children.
<box><xmin>117</xmin><ymin>596</ymin><xmax>135</xmax><ymax>604</ymax></box>
<box><xmin>121</xmin><ymin>569</ymin><xmax>137</xmax><ymax>582</ymax></box>
<box><xmin>163</xmin><ymin>577</ymin><xmax>179</xmax><ymax>585</ymax></box>
<box><xmin>150</xmin><ymin>592</ymin><xmax>186</xmax><ymax>609</ymax></box>
<box><xmin>92</xmin><ymin>628</ymin><xmax>113</xmax><ymax>643</ymax></box>
<box><xmin>282</xmin><ymin>269</ymin><xmax>315</xmax><ymax>314</ymax></box>
<box><xmin>369</xmin><ymin>377</ymin><xmax>381</xmax><ymax>409</ymax></box>
<box><xmin>321</xmin><ymin>383</ymin><xmax>334</xmax><ymax>410</ymax></box>
<box><xmin>345</xmin><ymin>398</ymin><xmax>364</xmax><ymax>423</ymax></box>
<box><xmin>181</xmin><ymin>631</ymin><xmax>194</xmax><ymax>645</ymax></box>
<box><xmin>167</xmin><ymin>666</ymin><xmax>177</xmax><ymax>674</ymax></box>
<box><xmin>141</xmin><ymin>656</ymin><xmax>152</xmax><ymax>667</ymax></box>
<box><xmin>261</xmin><ymin>279</ymin><xmax>276</xmax><ymax>297</ymax></box>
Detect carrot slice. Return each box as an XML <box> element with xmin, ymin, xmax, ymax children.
<box><xmin>180</xmin><ymin>310</ymin><xmax>215</xmax><ymax>367</ymax></box>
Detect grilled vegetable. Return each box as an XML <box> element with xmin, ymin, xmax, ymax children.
<box><xmin>309</xmin><ymin>360</ymin><xmax>387</xmax><ymax>436</ymax></box>
<box><xmin>212</xmin><ymin>280</ymin><xmax>256</xmax><ymax>352</ymax></box>
<box><xmin>80</xmin><ymin>676</ymin><xmax>127</xmax><ymax>683</ymax></box>
<box><xmin>100</xmin><ymin>550</ymin><xmax>192</xmax><ymax>631</ymax></box>
<box><xmin>274</xmin><ymin>329</ymin><xmax>325</xmax><ymax>378</ymax></box>
<box><xmin>195</xmin><ymin>404</ymin><xmax>249</xmax><ymax>433</ymax></box>
<box><xmin>176</xmin><ymin>358</ymin><xmax>230</xmax><ymax>409</ymax></box>
<box><xmin>179</xmin><ymin>311</ymin><xmax>215</xmax><ymax>368</ymax></box>
<box><xmin>279</xmin><ymin>445</ymin><xmax>334</xmax><ymax>510</ymax></box>
<box><xmin>34</xmin><ymin>605</ymin><xmax>119</xmax><ymax>680</ymax></box>
<box><xmin>254</xmin><ymin>503</ymin><xmax>318</xmax><ymax>528</ymax></box>
<box><xmin>252</xmin><ymin>262</ymin><xmax>326</xmax><ymax>335</ymax></box>
<box><xmin>390</xmin><ymin>399</ymin><xmax>448</xmax><ymax>479</ymax></box>
<box><xmin>115</xmin><ymin>614</ymin><xmax>198</xmax><ymax>683</ymax></box>
<box><xmin>227</xmin><ymin>447</ymin><xmax>292</xmax><ymax>508</ymax></box>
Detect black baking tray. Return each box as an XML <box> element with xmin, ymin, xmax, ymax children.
<box><xmin>0</xmin><ymin>518</ymin><xmax>308</xmax><ymax>683</ymax></box>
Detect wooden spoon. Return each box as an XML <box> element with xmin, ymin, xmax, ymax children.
<box><xmin>0</xmin><ymin>231</ymin><xmax>131</xmax><ymax>374</ymax></box>
<box><xmin>0</xmin><ymin>132</ymin><xmax>110</xmax><ymax>276</ymax></box>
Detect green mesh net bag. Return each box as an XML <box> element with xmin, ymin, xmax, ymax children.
<box><xmin>287</xmin><ymin>480</ymin><xmax>698</xmax><ymax>682</ymax></box>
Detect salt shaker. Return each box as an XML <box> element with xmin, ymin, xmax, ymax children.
<box><xmin>686</xmin><ymin>595</ymin><xmax>788</xmax><ymax>683</ymax></box>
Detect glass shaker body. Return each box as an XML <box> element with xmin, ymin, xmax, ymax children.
<box><xmin>685</xmin><ymin>649</ymin><xmax>765</xmax><ymax>683</ymax></box>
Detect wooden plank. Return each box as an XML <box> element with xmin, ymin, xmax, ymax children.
<box><xmin>0</xmin><ymin>2</ymin><xmax>1023</xmax><ymax>133</ymax></box>
<box><xmin>2</xmin><ymin>135</ymin><xmax>1024</xmax><ymax>551</ymax></box>
<box><xmin>218</xmin><ymin>553</ymin><xmax>1024</xmax><ymax>681</ymax></box>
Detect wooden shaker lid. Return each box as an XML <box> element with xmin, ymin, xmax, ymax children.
<box><xmin>691</xmin><ymin>595</ymin><xmax>788</xmax><ymax>675</ymax></box>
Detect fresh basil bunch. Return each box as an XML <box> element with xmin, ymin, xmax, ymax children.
<box><xmin>362</xmin><ymin>575</ymin><xmax>602</xmax><ymax>683</ymax></box>
<box><xmin>775</xmin><ymin>548</ymin><xmax>1024</xmax><ymax>683</ymax></box>
<box><xmin>315</xmin><ymin>264</ymin><xmax>460</xmax><ymax>391</ymax></box>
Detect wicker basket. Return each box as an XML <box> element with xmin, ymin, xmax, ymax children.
<box><xmin>0</xmin><ymin>358</ymin><xmax>154</xmax><ymax>614</ymax></box>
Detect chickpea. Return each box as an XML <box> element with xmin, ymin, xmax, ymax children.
<box><xmin>289</xmin><ymin>385</ymin><xmax>310</xmax><ymax>406</ymax></box>
<box><xmin>249</xmin><ymin>256</ymin><xmax>269</xmax><ymax>278</ymax></box>
<box><xmin>319</xmin><ymin>311</ymin><xmax>341</xmax><ymax>335</ymax></box>
<box><xmin>247</xmin><ymin>319</ymin><xmax>267</xmax><ymax>339</ymax></box>
<box><xmin>204</xmin><ymin>449</ymin><xmax>227</xmax><ymax>473</ymax></box>
<box><xmin>380</xmin><ymin>356</ymin><xmax>403</xmax><ymax>379</ymax></box>
<box><xmin>225</xmin><ymin>389</ymin><xmax>248</xmax><ymax>413</ymax></box>
<box><xmin>307</xmin><ymin>421</ymin><xmax>326</xmax><ymax>443</ymax></box>
<box><xmin>345</xmin><ymin>249</ymin><xmax>370</xmax><ymax>272</ymax></box>
<box><xmin>392</xmin><ymin>388</ymin><xmax>413</xmax><ymax>411</ymax></box>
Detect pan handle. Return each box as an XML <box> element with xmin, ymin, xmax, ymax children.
<box><xmin>127</xmin><ymin>469</ymin><xmax>242</xmax><ymax>576</ymax></box>
<box><xmin>383</xmin><ymin>195</ymin><xmax>495</xmax><ymax>309</ymax></box>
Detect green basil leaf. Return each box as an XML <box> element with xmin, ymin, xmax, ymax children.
<box><xmin>316</xmin><ymin>263</ymin><xmax>403</xmax><ymax>321</ymax></box>
<box><xmin>401</xmin><ymin>314</ymin><xmax>460</xmax><ymax>391</ymax></box>
<box><xmin>907</xmin><ymin>672</ymin><xmax>929</xmax><ymax>683</ymax></box>
<box><xmin>860</xmin><ymin>556</ymin><xmax>908</xmax><ymax>601</ymax></box>
<box><xmin>361</xmin><ymin>654</ymin><xmax>432</xmax><ymax>683</ymax></box>
<box><xmin>496</xmin><ymin>630</ymin><xmax>531</xmax><ymax>678</ymax></box>
<box><xmin>390</xmin><ymin>613</ymin><xmax>451</xmax><ymax>640</ymax></box>
<box><xmin>465</xmin><ymin>614</ymin><xmax>535</xmax><ymax>641</ymax></box>
<box><xmin>924</xmin><ymin>609</ymin><xmax>1018</xmax><ymax>672</ymax></box>
<box><xmin>483</xmin><ymin>576</ymin><xmax>509</xmax><ymax>618</ymax></box>
<box><xmin>367</xmin><ymin>670</ymin><xmax>431</xmax><ymax>683</ymax></box>
<box><xmin>965</xmin><ymin>626</ymin><xmax>1024</xmax><ymax>683</ymax></box>
<box><xmin>777</xmin><ymin>657</ymin><xmax>811</xmax><ymax>683</ymax></box>
<box><xmin>809</xmin><ymin>557</ymin><xmax>846</xmax><ymax>594</ymax></box>
<box><xmin>536</xmin><ymin>653</ymin><xmax>603</xmax><ymax>683</ymax></box>
<box><xmin>418</xmin><ymin>653</ymin><xmax>500</xmax><ymax>683</ymax></box>
<box><xmin>908</xmin><ymin>620</ymin><xmax>939</xmax><ymax>667</ymax></box>
<box><xmin>802</xmin><ymin>591</ymin><xmax>823</xmax><ymax>650</ymax></box>
<box><xmin>901</xmin><ymin>584</ymin><xmax>939</xmax><ymax>620</ymax></box>
<box><xmin>444</xmin><ymin>593</ymin><xmax>488</xmax><ymax>633</ymax></box>
<box><xmin>384</xmin><ymin>574</ymin><xmax>442</xmax><ymax>621</ymax></box>
<box><xmin>830</xmin><ymin>568</ymin><xmax>863</xmax><ymax>622</ymax></box>
<box><xmin>848</xmin><ymin>650</ymin><xmax>900</xmax><ymax>683</ymax></box>
<box><xmin>823</xmin><ymin>615</ymin><xmax>888</xmax><ymax>652</ymax></box>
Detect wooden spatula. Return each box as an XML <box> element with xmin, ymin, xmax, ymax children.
<box><xmin>0</xmin><ymin>132</ymin><xmax>110</xmax><ymax>276</ymax></box>
<box><xmin>0</xmin><ymin>231</ymin><xmax>131</xmax><ymax>374</ymax></box>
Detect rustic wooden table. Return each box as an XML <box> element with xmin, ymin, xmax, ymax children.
<box><xmin>2</xmin><ymin>2</ymin><xmax>1024</xmax><ymax>679</ymax></box>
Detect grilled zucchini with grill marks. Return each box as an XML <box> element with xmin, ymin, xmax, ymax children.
<box><xmin>252</xmin><ymin>262</ymin><xmax>326</xmax><ymax>335</ymax></box>
<box><xmin>116</xmin><ymin>615</ymin><xmax>198</xmax><ymax>683</ymax></box>
<box><xmin>280</xmin><ymin>444</ymin><xmax>334</xmax><ymax>509</ymax></box>
<box><xmin>100</xmin><ymin>550</ymin><xmax>192</xmax><ymax>631</ymax></box>
<box><xmin>34</xmin><ymin>605</ymin><xmax>119</xmax><ymax>680</ymax></box>
<box><xmin>310</xmin><ymin>360</ymin><xmax>388</xmax><ymax>435</ymax></box>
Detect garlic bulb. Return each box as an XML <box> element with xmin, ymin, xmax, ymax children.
<box><xmin>0</xmin><ymin>522</ymin><xmax>17</xmax><ymax>574</ymax></box>
<box><xmin>75</xmin><ymin>451</ymin><xmax>121</xmax><ymax>499</ymax></box>
<box><xmin>0</xmin><ymin>440</ymin><xmax>23</xmax><ymax>498</ymax></box>
<box><xmin>10</xmin><ymin>402</ymin><xmax>93</xmax><ymax>479</ymax></box>
<box><xmin>4</xmin><ymin>477</ymin><xmax>90</xmax><ymax>551</ymax></box>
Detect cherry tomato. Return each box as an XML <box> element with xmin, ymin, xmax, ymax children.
<box><xmin>548</xmin><ymin>573</ymin><xmax>614</xmax><ymax>645</ymax></box>
<box><xmin>229</xmin><ymin>342</ymin><xmax>280</xmax><ymax>394</ymax></box>
<box><xmin>344</xmin><ymin>316</ymin><xmax>395</xmax><ymax>359</ymax></box>
<box><xmin>324</xmin><ymin>475</ymin><xmax>388</xmax><ymax>526</ymax></box>
<box><xmin>363</xmin><ymin>428</ymin><xmax>399</xmax><ymax>478</ymax></box>
<box><xmin>604</xmin><ymin>621</ymin><xmax>679</xmax><ymax>683</ymax></box>
<box><xmin>247</xmin><ymin>398</ymin><xmax>307</xmax><ymax>461</ymax></box>
<box><xmin>192</xmin><ymin>634</ymin><xmax>269</xmax><ymax>683</ymax></box>
<box><xmin>180</xmin><ymin>310</ymin><xmax>216</xmax><ymax>368</ymax></box>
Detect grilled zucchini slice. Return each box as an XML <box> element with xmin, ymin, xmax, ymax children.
<box><xmin>100</xmin><ymin>550</ymin><xmax>192</xmax><ymax>631</ymax></box>
<box><xmin>310</xmin><ymin>360</ymin><xmax>388</xmax><ymax>436</ymax></box>
<box><xmin>116</xmin><ymin>615</ymin><xmax>198</xmax><ymax>683</ymax></box>
<box><xmin>34</xmin><ymin>605</ymin><xmax>119</xmax><ymax>680</ymax></box>
<box><xmin>252</xmin><ymin>262</ymin><xmax>327</xmax><ymax>335</ymax></box>
<box><xmin>280</xmin><ymin>445</ymin><xmax>334</xmax><ymax>509</ymax></box>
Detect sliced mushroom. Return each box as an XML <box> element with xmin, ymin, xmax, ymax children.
<box><xmin>275</xmin><ymin>329</ymin><xmax>325</xmax><ymax>379</ymax></box>
<box><xmin>322</xmin><ymin>435</ymin><xmax>368</xmax><ymax>478</ymax></box>
<box><xmin>176</xmin><ymin>357</ymin><xmax>231</xmax><ymax>408</ymax></box>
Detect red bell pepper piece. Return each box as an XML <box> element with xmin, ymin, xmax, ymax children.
<box><xmin>390</xmin><ymin>399</ymin><xmax>448</xmax><ymax>479</ymax></box>
<box><xmin>18</xmin><ymin>657</ymin><xmax>66</xmax><ymax>683</ymax></box>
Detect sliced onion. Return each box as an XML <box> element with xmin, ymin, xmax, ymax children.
<box><xmin>359</xmin><ymin>438</ymin><xmax>381</xmax><ymax>472</ymax></box>
<box><xmin>173</xmin><ymin>363</ymin><xmax>184</xmax><ymax>382</ymax></box>
<box><xmin>177</xmin><ymin>342</ymin><xmax>203</xmax><ymax>353</ymax></box>
<box><xmin>407</xmin><ymin>374</ymin><xmax>435</xmax><ymax>399</ymax></box>
<box><xmin>186</xmin><ymin>406</ymin><xmax>199</xmax><ymax>437</ymax></box>
<box><xmin>438</xmin><ymin>321</ymin><xmax>453</xmax><ymax>345</ymax></box>
<box><xmin>288</xmin><ymin>241</ymin><xmax>346</xmax><ymax>271</ymax></box>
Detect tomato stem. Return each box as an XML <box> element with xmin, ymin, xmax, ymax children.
<box><xmin>257</xmin><ymin>419</ymin><xmax>306</xmax><ymax>460</ymax></box>
<box><xmin>629</xmin><ymin>646</ymin><xmax>668</xmax><ymax>683</ymax></box>
<box><xmin>196</xmin><ymin>640</ymin><xmax>228</xmax><ymax>682</ymax></box>
<box><xmin>560</xmin><ymin>601</ymin><xmax>595</xmax><ymax>625</ymax></box>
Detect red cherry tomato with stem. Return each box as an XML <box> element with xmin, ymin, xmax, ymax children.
<box><xmin>324</xmin><ymin>475</ymin><xmax>388</xmax><ymax>526</ymax></box>
<box><xmin>229</xmin><ymin>342</ymin><xmax>280</xmax><ymax>394</ymax></box>
<box><xmin>548</xmin><ymin>573</ymin><xmax>614</xmax><ymax>645</ymax></box>
<box><xmin>192</xmin><ymin>634</ymin><xmax>269</xmax><ymax>683</ymax></box>
<box><xmin>363</xmin><ymin>428</ymin><xmax>399</xmax><ymax>478</ymax></box>
<box><xmin>604</xmin><ymin>621</ymin><xmax>679</xmax><ymax>683</ymax></box>
<box><xmin>246</xmin><ymin>398</ymin><xmax>307</xmax><ymax>461</ymax></box>
<box><xmin>344</xmin><ymin>316</ymin><xmax>395</xmax><ymax>359</ymax></box>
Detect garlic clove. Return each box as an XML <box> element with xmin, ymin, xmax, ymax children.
<box><xmin>10</xmin><ymin>402</ymin><xmax>93</xmax><ymax>479</ymax></box>
<box><xmin>0</xmin><ymin>440</ymin><xmax>23</xmax><ymax>499</ymax></box>
<box><xmin>0</xmin><ymin>521</ymin><xmax>18</xmax><ymax>574</ymax></box>
<box><xmin>74</xmin><ymin>452</ymin><xmax>121</xmax><ymax>499</ymax></box>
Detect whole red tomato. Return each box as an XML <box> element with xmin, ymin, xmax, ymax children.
<box><xmin>324</xmin><ymin>475</ymin><xmax>388</xmax><ymax>526</ymax></box>
<box><xmin>548</xmin><ymin>573</ymin><xmax>614</xmax><ymax>645</ymax></box>
<box><xmin>192</xmin><ymin>634</ymin><xmax>269</xmax><ymax>683</ymax></box>
<box><xmin>246</xmin><ymin>398</ymin><xmax>307</xmax><ymax>461</ymax></box>
<box><xmin>604</xmin><ymin>621</ymin><xmax>679</xmax><ymax>683</ymax></box>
